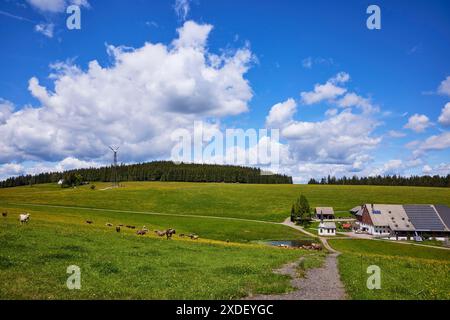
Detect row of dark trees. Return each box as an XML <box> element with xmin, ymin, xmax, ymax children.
<box><xmin>308</xmin><ymin>174</ymin><xmax>450</xmax><ymax>188</ymax></box>
<box><xmin>0</xmin><ymin>161</ymin><xmax>293</xmax><ymax>188</ymax></box>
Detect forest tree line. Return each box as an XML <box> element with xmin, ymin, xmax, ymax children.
<box><xmin>0</xmin><ymin>161</ymin><xmax>293</xmax><ymax>188</ymax></box>
<box><xmin>308</xmin><ymin>174</ymin><xmax>450</xmax><ymax>188</ymax></box>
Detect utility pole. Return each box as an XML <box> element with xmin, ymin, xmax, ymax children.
<box><xmin>109</xmin><ymin>146</ymin><xmax>119</xmax><ymax>187</ymax></box>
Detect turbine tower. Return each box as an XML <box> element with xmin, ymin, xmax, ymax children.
<box><xmin>109</xmin><ymin>146</ymin><xmax>120</xmax><ymax>187</ymax></box>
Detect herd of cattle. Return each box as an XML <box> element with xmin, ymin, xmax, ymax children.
<box><xmin>97</xmin><ymin>221</ymin><xmax>199</xmax><ymax>240</ymax></box>
<box><xmin>2</xmin><ymin>210</ymin><xmax>199</xmax><ymax>241</ymax></box>
<box><xmin>102</xmin><ymin>222</ymin><xmax>199</xmax><ymax>240</ymax></box>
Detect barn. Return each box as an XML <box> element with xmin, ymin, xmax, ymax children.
<box><xmin>315</xmin><ymin>207</ymin><xmax>335</xmax><ymax>220</ymax></box>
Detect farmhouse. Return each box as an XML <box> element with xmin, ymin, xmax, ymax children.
<box><xmin>352</xmin><ymin>204</ymin><xmax>450</xmax><ymax>240</ymax></box>
<box><xmin>315</xmin><ymin>207</ymin><xmax>335</xmax><ymax>220</ymax></box>
<box><xmin>318</xmin><ymin>221</ymin><xmax>336</xmax><ymax>236</ymax></box>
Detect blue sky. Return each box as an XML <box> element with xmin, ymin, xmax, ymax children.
<box><xmin>0</xmin><ymin>0</ymin><xmax>449</xmax><ymax>182</ymax></box>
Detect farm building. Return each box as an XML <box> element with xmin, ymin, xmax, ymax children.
<box><xmin>352</xmin><ymin>204</ymin><xmax>450</xmax><ymax>241</ymax></box>
<box><xmin>318</xmin><ymin>221</ymin><xmax>336</xmax><ymax>236</ymax></box>
<box><xmin>315</xmin><ymin>207</ymin><xmax>335</xmax><ymax>220</ymax></box>
<box><xmin>350</xmin><ymin>206</ymin><xmax>364</xmax><ymax>217</ymax></box>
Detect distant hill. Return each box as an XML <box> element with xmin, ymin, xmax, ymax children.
<box><xmin>0</xmin><ymin>161</ymin><xmax>293</xmax><ymax>188</ymax></box>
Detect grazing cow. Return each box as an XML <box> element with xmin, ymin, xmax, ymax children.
<box><xmin>126</xmin><ymin>225</ymin><xmax>136</xmax><ymax>229</ymax></box>
<box><xmin>136</xmin><ymin>229</ymin><xmax>147</xmax><ymax>236</ymax></box>
<box><xmin>106</xmin><ymin>223</ymin><xmax>113</xmax><ymax>227</ymax></box>
<box><xmin>19</xmin><ymin>213</ymin><xmax>30</xmax><ymax>224</ymax></box>
<box><xmin>116</xmin><ymin>226</ymin><xmax>121</xmax><ymax>233</ymax></box>
<box><xmin>154</xmin><ymin>230</ymin><xmax>166</xmax><ymax>237</ymax></box>
<box><xmin>2</xmin><ymin>211</ymin><xmax>7</xmax><ymax>217</ymax></box>
<box><xmin>166</xmin><ymin>229</ymin><xmax>176</xmax><ymax>239</ymax></box>
<box><xmin>86</xmin><ymin>220</ymin><xmax>93</xmax><ymax>224</ymax></box>
<box><xmin>188</xmin><ymin>234</ymin><xmax>199</xmax><ymax>240</ymax></box>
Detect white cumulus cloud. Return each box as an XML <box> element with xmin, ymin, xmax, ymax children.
<box><xmin>0</xmin><ymin>163</ymin><xmax>24</xmax><ymax>180</ymax></box>
<box><xmin>337</xmin><ymin>92</ymin><xmax>378</xmax><ymax>113</ymax></box>
<box><xmin>0</xmin><ymin>99</ymin><xmax>14</xmax><ymax>124</ymax></box>
<box><xmin>35</xmin><ymin>22</ymin><xmax>54</xmax><ymax>38</ymax></box>
<box><xmin>300</xmin><ymin>72</ymin><xmax>352</xmax><ymax>106</ymax></box>
<box><xmin>265</xmin><ymin>98</ymin><xmax>297</xmax><ymax>128</ymax></box>
<box><xmin>0</xmin><ymin>21</ymin><xmax>254</xmax><ymax>166</ymax></box>
<box><xmin>412</xmin><ymin>131</ymin><xmax>450</xmax><ymax>157</ymax></box>
<box><xmin>370</xmin><ymin>159</ymin><xmax>403</xmax><ymax>176</ymax></box>
<box><xmin>438</xmin><ymin>76</ymin><xmax>450</xmax><ymax>97</ymax></box>
<box><xmin>438</xmin><ymin>102</ymin><xmax>450</xmax><ymax>126</ymax></box>
<box><xmin>404</xmin><ymin>114</ymin><xmax>431</xmax><ymax>133</ymax></box>
<box><xmin>174</xmin><ymin>0</ymin><xmax>191</xmax><ymax>21</ymax></box>
<box><xmin>27</xmin><ymin>0</ymin><xmax>89</xmax><ymax>13</ymax></box>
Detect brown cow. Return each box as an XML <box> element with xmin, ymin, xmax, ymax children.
<box><xmin>154</xmin><ymin>230</ymin><xmax>166</xmax><ymax>237</ymax></box>
<box><xmin>136</xmin><ymin>229</ymin><xmax>148</xmax><ymax>236</ymax></box>
<box><xmin>188</xmin><ymin>234</ymin><xmax>199</xmax><ymax>240</ymax></box>
<box><xmin>166</xmin><ymin>229</ymin><xmax>176</xmax><ymax>239</ymax></box>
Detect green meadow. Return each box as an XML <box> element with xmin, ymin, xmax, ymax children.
<box><xmin>329</xmin><ymin>239</ymin><xmax>450</xmax><ymax>300</ymax></box>
<box><xmin>1</xmin><ymin>182</ymin><xmax>450</xmax><ymax>299</ymax></box>
<box><xmin>0</xmin><ymin>217</ymin><xmax>305</xmax><ymax>300</ymax></box>
<box><xmin>1</xmin><ymin>182</ymin><xmax>449</xmax><ymax>222</ymax></box>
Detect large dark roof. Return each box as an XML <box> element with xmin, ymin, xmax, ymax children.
<box><xmin>434</xmin><ymin>205</ymin><xmax>450</xmax><ymax>230</ymax></box>
<box><xmin>403</xmin><ymin>205</ymin><xmax>446</xmax><ymax>231</ymax></box>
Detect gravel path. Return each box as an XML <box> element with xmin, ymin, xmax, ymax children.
<box><xmin>244</xmin><ymin>217</ymin><xmax>347</xmax><ymax>300</ymax></box>
<box><xmin>245</xmin><ymin>253</ymin><xmax>347</xmax><ymax>300</ymax></box>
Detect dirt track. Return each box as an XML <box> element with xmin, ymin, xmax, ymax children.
<box><xmin>245</xmin><ymin>253</ymin><xmax>347</xmax><ymax>300</ymax></box>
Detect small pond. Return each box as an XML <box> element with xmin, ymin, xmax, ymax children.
<box><xmin>266</xmin><ymin>240</ymin><xmax>313</xmax><ymax>248</ymax></box>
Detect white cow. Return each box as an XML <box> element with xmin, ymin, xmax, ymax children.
<box><xmin>19</xmin><ymin>213</ymin><xmax>30</xmax><ymax>224</ymax></box>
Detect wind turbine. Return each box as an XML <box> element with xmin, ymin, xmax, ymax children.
<box><xmin>109</xmin><ymin>146</ymin><xmax>120</xmax><ymax>187</ymax></box>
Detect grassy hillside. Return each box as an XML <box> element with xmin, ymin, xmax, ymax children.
<box><xmin>0</xmin><ymin>205</ymin><xmax>307</xmax><ymax>244</ymax></box>
<box><xmin>0</xmin><ymin>182</ymin><xmax>316</xmax><ymax>299</ymax></box>
<box><xmin>0</xmin><ymin>216</ymin><xmax>305</xmax><ymax>300</ymax></box>
<box><xmin>0</xmin><ymin>182</ymin><xmax>449</xmax><ymax>222</ymax></box>
<box><xmin>329</xmin><ymin>239</ymin><xmax>450</xmax><ymax>300</ymax></box>
<box><xmin>1</xmin><ymin>182</ymin><xmax>450</xmax><ymax>300</ymax></box>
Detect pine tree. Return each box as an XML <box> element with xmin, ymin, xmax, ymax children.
<box><xmin>290</xmin><ymin>204</ymin><xmax>296</xmax><ymax>222</ymax></box>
